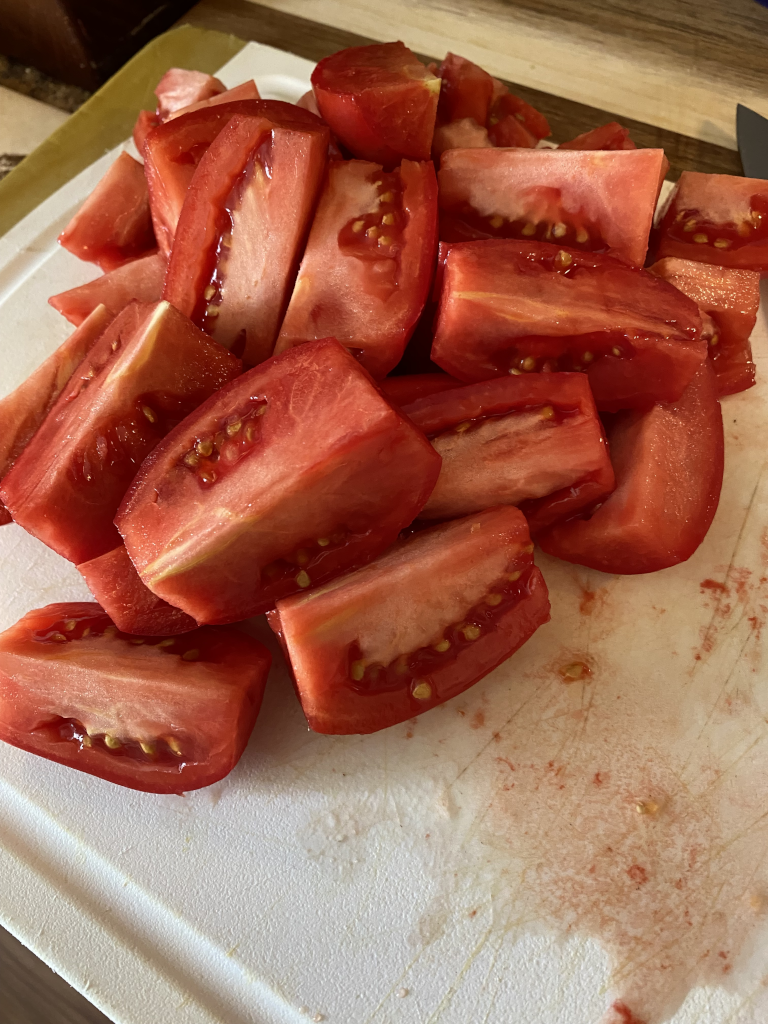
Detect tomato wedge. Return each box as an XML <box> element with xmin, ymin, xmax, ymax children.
<box><xmin>438</xmin><ymin>148</ymin><xmax>666</xmax><ymax>266</ymax></box>
<box><xmin>1</xmin><ymin>301</ymin><xmax>242</xmax><ymax>564</ymax></box>
<box><xmin>649</xmin><ymin>256</ymin><xmax>760</xmax><ymax>396</ymax></box>
<box><xmin>275</xmin><ymin>159</ymin><xmax>437</xmax><ymax>378</ymax></box>
<box><xmin>49</xmin><ymin>252</ymin><xmax>166</xmax><ymax>326</ymax></box>
<box><xmin>538</xmin><ymin>363</ymin><xmax>723</xmax><ymax>574</ymax></box>
<box><xmin>163</xmin><ymin>114</ymin><xmax>329</xmax><ymax>366</ymax></box>
<box><xmin>116</xmin><ymin>338</ymin><xmax>442</xmax><ymax>625</ymax></box>
<box><xmin>559</xmin><ymin>122</ymin><xmax>636</xmax><ymax>151</ymax></box>
<box><xmin>58</xmin><ymin>152</ymin><xmax>156</xmax><ymax>271</ymax></box>
<box><xmin>403</xmin><ymin>373</ymin><xmax>614</xmax><ymax>529</ymax></box>
<box><xmin>656</xmin><ymin>171</ymin><xmax>768</xmax><ymax>273</ymax></box>
<box><xmin>267</xmin><ymin>506</ymin><xmax>550</xmax><ymax>735</ymax></box>
<box><xmin>311</xmin><ymin>42</ymin><xmax>440</xmax><ymax>165</ymax></box>
<box><xmin>0</xmin><ymin>603</ymin><xmax>271</xmax><ymax>793</ymax></box>
<box><xmin>143</xmin><ymin>99</ymin><xmax>323</xmax><ymax>255</ymax></box>
<box><xmin>165</xmin><ymin>80</ymin><xmax>260</xmax><ymax>121</ymax></box>
<box><xmin>437</xmin><ymin>53</ymin><xmax>494</xmax><ymax>127</ymax></box>
<box><xmin>488</xmin><ymin>81</ymin><xmax>551</xmax><ymax>143</ymax></box>
<box><xmin>154</xmin><ymin>68</ymin><xmax>226</xmax><ymax>119</ymax></box>
<box><xmin>431</xmin><ymin>239</ymin><xmax>705</xmax><ymax>411</ymax></box>
<box><xmin>78</xmin><ymin>545</ymin><xmax>196</xmax><ymax>636</ymax></box>
<box><xmin>379</xmin><ymin>372</ymin><xmax>462</xmax><ymax>406</ymax></box>
<box><xmin>0</xmin><ymin>305</ymin><xmax>114</xmax><ymax>526</ymax></box>
<box><xmin>133</xmin><ymin>109</ymin><xmax>159</xmax><ymax>152</ymax></box>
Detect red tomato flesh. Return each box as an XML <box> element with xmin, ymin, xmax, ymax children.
<box><xmin>538</xmin><ymin>363</ymin><xmax>724</xmax><ymax>574</ymax></box>
<box><xmin>379</xmin><ymin>372</ymin><xmax>463</xmax><ymax>406</ymax></box>
<box><xmin>488</xmin><ymin>82</ymin><xmax>551</xmax><ymax>141</ymax></box>
<box><xmin>154</xmin><ymin>68</ymin><xmax>226</xmax><ymax>119</ymax></box>
<box><xmin>311</xmin><ymin>42</ymin><xmax>440</xmax><ymax>165</ymax></box>
<box><xmin>48</xmin><ymin>251</ymin><xmax>166</xmax><ymax>326</ymax></box>
<box><xmin>431</xmin><ymin>240</ymin><xmax>705</xmax><ymax>411</ymax></box>
<box><xmin>657</xmin><ymin>171</ymin><xmax>768</xmax><ymax>273</ymax></box>
<box><xmin>649</xmin><ymin>256</ymin><xmax>760</xmax><ymax>396</ymax></box>
<box><xmin>78</xmin><ymin>545</ymin><xmax>196</xmax><ymax>636</ymax></box>
<box><xmin>404</xmin><ymin>373</ymin><xmax>614</xmax><ymax>530</ymax></box>
<box><xmin>1</xmin><ymin>301</ymin><xmax>242</xmax><ymax>564</ymax></box>
<box><xmin>437</xmin><ymin>53</ymin><xmax>494</xmax><ymax>127</ymax></box>
<box><xmin>275</xmin><ymin>159</ymin><xmax>437</xmax><ymax>378</ymax></box>
<box><xmin>143</xmin><ymin>99</ymin><xmax>323</xmax><ymax>255</ymax></box>
<box><xmin>116</xmin><ymin>338</ymin><xmax>442</xmax><ymax>625</ymax></box>
<box><xmin>0</xmin><ymin>305</ymin><xmax>114</xmax><ymax>527</ymax></box>
<box><xmin>163</xmin><ymin>114</ymin><xmax>329</xmax><ymax>366</ymax></box>
<box><xmin>0</xmin><ymin>602</ymin><xmax>270</xmax><ymax>793</ymax></box>
<box><xmin>133</xmin><ymin>109</ymin><xmax>159</xmax><ymax>152</ymax></box>
<box><xmin>268</xmin><ymin>506</ymin><xmax>550</xmax><ymax>735</ymax></box>
<box><xmin>559</xmin><ymin>122</ymin><xmax>636</xmax><ymax>151</ymax></box>
<box><xmin>58</xmin><ymin>152</ymin><xmax>156</xmax><ymax>271</ymax></box>
<box><xmin>438</xmin><ymin>148</ymin><xmax>666</xmax><ymax>267</ymax></box>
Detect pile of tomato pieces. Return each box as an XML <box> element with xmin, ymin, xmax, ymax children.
<box><xmin>0</xmin><ymin>42</ymin><xmax>763</xmax><ymax>792</ymax></box>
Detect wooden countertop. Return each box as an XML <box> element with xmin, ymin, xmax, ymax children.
<box><xmin>1</xmin><ymin>1</ymin><xmax>767</xmax><ymax>1021</ymax></box>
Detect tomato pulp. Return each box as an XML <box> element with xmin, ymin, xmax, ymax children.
<box><xmin>275</xmin><ymin>159</ymin><xmax>438</xmax><ymax>378</ymax></box>
<box><xmin>268</xmin><ymin>506</ymin><xmax>550</xmax><ymax>734</ymax></box>
<box><xmin>116</xmin><ymin>338</ymin><xmax>442</xmax><ymax>625</ymax></box>
<box><xmin>403</xmin><ymin>373</ymin><xmax>614</xmax><ymax>530</ymax></box>
<box><xmin>0</xmin><ymin>603</ymin><xmax>271</xmax><ymax>793</ymax></box>
<box><xmin>438</xmin><ymin>148</ymin><xmax>665</xmax><ymax>267</ymax></box>
<box><xmin>431</xmin><ymin>239</ymin><xmax>705</xmax><ymax>411</ymax></box>
<box><xmin>538</xmin><ymin>363</ymin><xmax>724</xmax><ymax>574</ymax></box>
<box><xmin>1</xmin><ymin>301</ymin><xmax>242</xmax><ymax>564</ymax></box>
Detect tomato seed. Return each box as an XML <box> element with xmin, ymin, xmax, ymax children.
<box><xmin>433</xmin><ymin>639</ymin><xmax>450</xmax><ymax>652</ymax></box>
<box><xmin>296</xmin><ymin>570</ymin><xmax>311</xmax><ymax>588</ymax></box>
<box><xmin>693</xmin><ymin>233</ymin><xmax>708</xmax><ymax>244</ymax></box>
<box><xmin>181</xmin><ymin>648</ymin><xmax>200</xmax><ymax>661</ymax></box>
<box><xmin>521</xmin><ymin>222</ymin><xmax>536</xmax><ymax>236</ymax></box>
<box><xmin>104</xmin><ymin>734</ymin><xmax>121</xmax><ymax>749</ymax></box>
<box><xmin>412</xmin><ymin>680</ymin><xmax>433</xmax><ymax>700</ymax></box>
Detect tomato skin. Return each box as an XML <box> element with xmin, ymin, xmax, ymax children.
<box><xmin>0</xmin><ymin>301</ymin><xmax>242</xmax><ymax>564</ymax></box>
<box><xmin>0</xmin><ymin>603</ymin><xmax>271</xmax><ymax>793</ymax></box>
<box><xmin>133</xmin><ymin>109</ymin><xmax>159</xmax><ymax>152</ymax></box>
<box><xmin>437</xmin><ymin>53</ymin><xmax>494</xmax><ymax>127</ymax></box>
<box><xmin>438</xmin><ymin>147</ymin><xmax>665</xmax><ymax>267</ymax></box>
<box><xmin>143</xmin><ymin>99</ymin><xmax>324</xmax><ymax>255</ymax></box>
<box><xmin>648</xmin><ymin>256</ymin><xmax>760</xmax><ymax>396</ymax></box>
<box><xmin>116</xmin><ymin>338</ymin><xmax>442</xmax><ymax>625</ymax></box>
<box><xmin>559</xmin><ymin>122</ymin><xmax>636</xmax><ymax>151</ymax></box>
<box><xmin>656</xmin><ymin>172</ymin><xmax>768</xmax><ymax>273</ymax></box>
<box><xmin>268</xmin><ymin>506</ymin><xmax>550</xmax><ymax>735</ymax></box>
<box><xmin>379</xmin><ymin>373</ymin><xmax>463</xmax><ymax>406</ymax></box>
<box><xmin>0</xmin><ymin>305</ymin><xmax>114</xmax><ymax>527</ymax></box>
<box><xmin>538</xmin><ymin>363</ymin><xmax>723</xmax><ymax>574</ymax></box>
<box><xmin>403</xmin><ymin>373</ymin><xmax>615</xmax><ymax>529</ymax></box>
<box><xmin>154</xmin><ymin>68</ymin><xmax>226</xmax><ymax>119</ymax></box>
<box><xmin>275</xmin><ymin>159</ymin><xmax>438</xmax><ymax>378</ymax></box>
<box><xmin>78</xmin><ymin>545</ymin><xmax>197</xmax><ymax>636</ymax></box>
<box><xmin>58</xmin><ymin>152</ymin><xmax>156</xmax><ymax>271</ymax></box>
<box><xmin>431</xmin><ymin>239</ymin><xmax>705</xmax><ymax>412</ymax></box>
<box><xmin>49</xmin><ymin>251</ymin><xmax>166</xmax><ymax>326</ymax></box>
<box><xmin>311</xmin><ymin>42</ymin><xmax>440</xmax><ymax>165</ymax></box>
<box><xmin>163</xmin><ymin>114</ymin><xmax>329</xmax><ymax>366</ymax></box>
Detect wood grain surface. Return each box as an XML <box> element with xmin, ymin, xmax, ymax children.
<box><xmin>0</xmin><ymin>1</ymin><xmax>763</xmax><ymax>1022</ymax></box>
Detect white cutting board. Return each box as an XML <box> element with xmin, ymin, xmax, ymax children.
<box><xmin>2</xmin><ymin>41</ymin><xmax>768</xmax><ymax>1024</ymax></box>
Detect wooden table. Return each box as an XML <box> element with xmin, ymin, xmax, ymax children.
<box><xmin>1</xmin><ymin>0</ymin><xmax>767</xmax><ymax>1021</ymax></box>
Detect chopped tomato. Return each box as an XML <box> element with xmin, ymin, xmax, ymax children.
<box><xmin>432</xmin><ymin>118</ymin><xmax>492</xmax><ymax>156</ymax></box>
<box><xmin>403</xmin><ymin>373</ymin><xmax>614</xmax><ymax>529</ymax></box>
<box><xmin>154</xmin><ymin>68</ymin><xmax>225</xmax><ymax>119</ymax></box>
<box><xmin>487</xmin><ymin>114</ymin><xmax>537</xmax><ymax>148</ymax></box>
<box><xmin>656</xmin><ymin>171</ymin><xmax>768</xmax><ymax>272</ymax></box>
<box><xmin>488</xmin><ymin>82</ymin><xmax>551</xmax><ymax>141</ymax></box>
<box><xmin>437</xmin><ymin>53</ymin><xmax>494</xmax><ymax>127</ymax></box>
<box><xmin>275</xmin><ymin>159</ymin><xmax>437</xmax><ymax>378</ymax></box>
<box><xmin>538</xmin><ymin>363</ymin><xmax>723</xmax><ymax>574</ymax></box>
<box><xmin>0</xmin><ymin>602</ymin><xmax>270</xmax><ymax>793</ymax></box>
<box><xmin>133</xmin><ymin>109</ymin><xmax>159</xmax><ymax>152</ymax></box>
<box><xmin>143</xmin><ymin>99</ymin><xmax>324</xmax><ymax>255</ymax></box>
<box><xmin>58</xmin><ymin>152</ymin><xmax>156</xmax><ymax>271</ymax></box>
<box><xmin>438</xmin><ymin>148</ymin><xmax>666</xmax><ymax>266</ymax></box>
<box><xmin>0</xmin><ymin>305</ymin><xmax>114</xmax><ymax>527</ymax></box>
<box><xmin>379</xmin><ymin>372</ymin><xmax>462</xmax><ymax>406</ymax></box>
<box><xmin>649</xmin><ymin>257</ymin><xmax>760</xmax><ymax>396</ymax></box>
<box><xmin>163</xmin><ymin>114</ymin><xmax>329</xmax><ymax>366</ymax></box>
<box><xmin>116</xmin><ymin>338</ymin><xmax>441</xmax><ymax>625</ymax></box>
<box><xmin>1</xmin><ymin>301</ymin><xmax>242</xmax><ymax>564</ymax></box>
<box><xmin>431</xmin><ymin>239</ymin><xmax>705</xmax><ymax>411</ymax></box>
<box><xmin>166</xmin><ymin>80</ymin><xmax>261</xmax><ymax>121</ymax></box>
<box><xmin>559</xmin><ymin>122</ymin><xmax>636</xmax><ymax>151</ymax></box>
<box><xmin>311</xmin><ymin>42</ymin><xmax>440</xmax><ymax>165</ymax></box>
<box><xmin>267</xmin><ymin>506</ymin><xmax>550</xmax><ymax>735</ymax></box>
<box><xmin>78</xmin><ymin>545</ymin><xmax>197</xmax><ymax>636</ymax></box>
<box><xmin>48</xmin><ymin>252</ymin><xmax>166</xmax><ymax>326</ymax></box>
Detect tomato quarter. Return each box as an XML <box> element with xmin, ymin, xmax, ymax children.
<box><xmin>49</xmin><ymin>251</ymin><xmax>166</xmax><ymax>327</ymax></box>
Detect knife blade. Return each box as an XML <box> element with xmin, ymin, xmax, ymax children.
<box><xmin>737</xmin><ymin>103</ymin><xmax>768</xmax><ymax>179</ymax></box>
